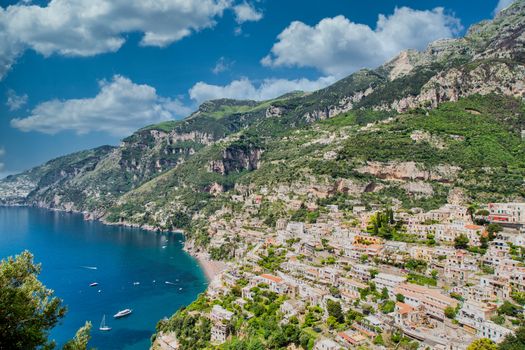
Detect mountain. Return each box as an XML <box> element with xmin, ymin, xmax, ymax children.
<box><xmin>2</xmin><ymin>0</ymin><xmax>525</xmax><ymax>242</ymax></box>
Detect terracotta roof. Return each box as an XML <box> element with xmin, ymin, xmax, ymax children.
<box><xmin>396</xmin><ymin>302</ymin><xmax>414</xmax><ymax>315</ymax></box>
<box><xmin>260</xmin><ymin>274</ymin><xmax>283</xmax><ymax>283</ymax></box>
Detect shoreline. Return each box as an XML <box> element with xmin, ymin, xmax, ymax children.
<box><xmin>194</xmin><ymin>252</ymin><xmax>228</xmax><ymax>282</ymax></box>
<box><xmin>1</xmin><ymin>204</ymin><xmax>226</xmax><ymax>283</ymax></box>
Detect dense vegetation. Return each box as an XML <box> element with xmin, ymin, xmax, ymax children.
<box><xmin>0</xmin><ymin>251</ymin><xmax>91</xmax><ymax>350</ymax></box>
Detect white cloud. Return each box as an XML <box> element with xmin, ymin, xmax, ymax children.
<box><xmin>233</xmin><ymin>2</ymin><xmax>263</xmax><ymax>24</ymax></box>
<box><xmin>11</xmin><ymin>75</ymin><xmax>192</xmax><ymax>136</ymax></box>
<box><xmin>0</xmin><ymin>0</ymin><xmax>232</xmax><ymax>79</ymax></box>
<box><xmin>262</xmin><ymin>7</ymin><xmax>462</xmax><ymax>77</ymax></box>
<box><xmin>6</xmin><ymin>89</ymin><xmax>28</xmax><ymax>111</ymax></box>
<box><xmin>189</xmin><ymin>76</ymin><xmax>336</xmax><ymax>104</ymax></box>
<box><xmin>212</xmin><ymin>57</ymin><xmax>234</xmax><ymax>74</ymax></box>
<box><xmin>494</xmin><ymin>0</ymin><xmax>516</xmax><ymax>14</ymax></box>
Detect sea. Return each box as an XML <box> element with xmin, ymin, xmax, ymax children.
<box><xmin>0</xmin><ymin>206</ymin><xmax>207</xmax><ymax>349</ymax></box>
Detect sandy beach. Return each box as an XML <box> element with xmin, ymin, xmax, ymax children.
<box><xmin>195</xmin><ymin>252</ymin><xmax>228</xmax><ymax>282</ymax></box>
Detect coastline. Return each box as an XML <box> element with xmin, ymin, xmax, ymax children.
<box><xmin>194</xmin><ymin>252</ymin><xmax>228</xmax><ymax>282</ymax></box>
<box><xmin>2</xmin><ymin>204</ymin><xmax>226</xmax><ymax>282</ymax></box>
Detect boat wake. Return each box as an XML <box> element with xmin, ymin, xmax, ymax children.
<box><xmin>80</xmin><ymin>266</ymin><xmax>98</xmax><ymax>270</ymax></box>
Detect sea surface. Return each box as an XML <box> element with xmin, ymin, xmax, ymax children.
<box><xmin>0</xmin><ymin>206</ymin><xmax>207</xmax><ymax>349</ymax></box>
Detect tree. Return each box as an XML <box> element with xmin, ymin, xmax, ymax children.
<box><xmin>454</xmin><ymin>234</ymin><xmax>470</xmax><ymax>249</ymax></box>
<box><xmin>396</xmin><ymin>293</ymin><xmax>405</xmax><ymax>302</ymax></box>
<box><xmin>380</xmin><ymin>300</ymin><xmax>395</xmax><ymax>314</ymax></box>
<box><xmin>0</xmin><ymin>251</ymin><xmax>67</xmax><ymax>350</ymax></box>
<box><xmin>466</xmin><ymin>338</ymin><xmax>497</xmax><ymax>350</ymax></box>
<box><xmin>444</xmin><ymin>306</ymin><xmax>456</xmax><ymax>319</ymax></box>
<box><xmin>381</xmin><ymin>287</ymin><xmax>389</xmax><ymax>300</ymax></box>
<box><xmin>499</xmin><ymin>325</ymin><xmax>525</xmax><ymax>350</ymax></box>
<box><xmin>498</xmin><ymin>301</ymin><xmax>521</xmax><ymax>317</ymax></box>
<box><xmin>373</xmin><ymin>334</ymin><xmax>385</xmax><ymax>346</ymax></box>
<box><xmin>480</xmin><ymin>235</ymin><xmax>489</xmax><ymax>250</ymax></box>
<box><xmin>326</xmin><ymin>300</ymin><xmax>344</xmax><ymax>323</ymax></box>
<box><xmin>487</xmin><ymin>223</ymin><xmax>502</xmax><ymax>240</ymax></box>
<box><xmin>467</xmin><ymin>204</ymin><xmax>478</xmax><ymax>222</ymax></box>
<box><xmin>476</xmin><ymin>209</ymin><xmax>490</xmax><ymax>216</ymax></box>
<box><xmin>63</xmin><ymin>322</ymin><xmax>92</xmax><ymax>350</ymax></box>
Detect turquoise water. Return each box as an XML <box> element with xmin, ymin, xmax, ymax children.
<box><xmin>0</xmin><ymin>207</ymin><xmax>207</xmax><ymax>349</ymax></box>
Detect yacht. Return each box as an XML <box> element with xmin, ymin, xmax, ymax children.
<box><xmin>113</xmin><ymin>309</ymin><xmax>132</xmax><ymax>318</ymax></box>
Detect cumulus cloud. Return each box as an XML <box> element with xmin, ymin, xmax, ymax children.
<box><xmin>6</xmin><ymin>89</ymin><xmax>28</xmax><ymax>111</ymax></box>
<box><xmin>189</xmin><ymin>76</ymin><xmax>336</xmax><ymax>104</ymax></box>
<box><xmin>11</xmin><ymin>75</ymin><xmax>192</xmax><ymax>136</ymax></box>
<box><xmin>0</xmin><ymin>0</ymin><xmax>232</xmax><ymax>79</ymax></box>
<box><xmin>262</xmin><ymin>7</ymin><xmax>462</xmax><ymax>77</ymax></box>
<box><xmin>233</xmin><ymin>2</ymin><xmax>263</xmax><ymax>24</ymax></box>
<box><xmin>494</xmin><ymin>0</ymin><xmax>516</xmax><ymax>14</ymax></box>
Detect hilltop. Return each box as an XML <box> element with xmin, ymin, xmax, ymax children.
<box><xmin>0</xmin><ymin>1</ymin><xmax>524</xmax><ymax>235</ymax></box>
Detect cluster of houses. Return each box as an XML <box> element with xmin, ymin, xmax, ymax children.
<box><xmin>166</xmin><ymin>198</ymin><xmax>525</xmax><ymax>349</ymax></box>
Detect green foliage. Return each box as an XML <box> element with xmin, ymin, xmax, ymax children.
<box><xmin>340</xmin><ymin>95</ymin><xmax>525</xmax><ymax>202</ymax></box>
<box><xmin>380</xmin><ymin>287</ymin><xmax>389</xmax><ymax>300</ymax></box>
<box><xmin>444</xmin><ymin>306</ymin><xmax>457</xmax><ymax>319</ymax></box>
<box><xmin>258</xmin><ymin>247</ymin><xmax>286</xmax><ymax>273</ymax></box>
<box><xmin>498</xmin><ymin>301</ymin><xmax>522</xmax><ymax>317</ymax></box>
<box><xmin>367</xmin><ymin>208</ymin><xmax>400</xmax><ymax>240</ymax></box>
<box><xmin>466</xmin><ymin>338</ymin><xmax>497</xmax><ymax>350</ymax></box>
<box><xmin>290</xmin><ymin>205</ymin><xmax>320</xmax><ymax>224</ymax></box>
<box><xmin>156</xmin><ymin>309</ymin><xmax>211</xmax><ymax>350</ymax></box>
<box><xmin>491</xmin><ymin>315</ymin><xmax>505</xmax><ymax>325</ymax></box>
<box><xmin>454</xmin><ymin>234</ymin><xmax>470</xmax><ymax>250</ymax></box>
<box><xmin>511</xmin><ymin>291</ymin><xmax>525</xmax><ymax>306</ymax></box>
<box><xmin>62</xmin><ymin>322</ymin><xmax>92</xmax><ymax>350</ymax></box>
<box><xmin>405</xmin><ymin>259</ymin><xmax>428</xmax><ymax>272</ymax></box>
<box><xmin>487</xmin><ymin>223</ymin><xmax>503</xmax><ymax>239</ymax></box>
<box><xmin>380</xmin><ymin>300</ymin><xmax>396</xmax><ymax>314</ymax></box>
<box><xmin>326</xmin><ymin>300</ymin><xmax>344</xmax><ymax>324</ymax></box>
<box><xmin>407</xmin><ymin>273</ymin><xmax>437</xmax><ymax>287</ymax></box>
<box><xmin>373</xmin><ymin>334</ymin><xmax>385</xmax><ymax>346</ymax></box>
<box><xmin>0</xmin><ymin>251</ymin><xmax>67</xmax><ymax>350</ymax></box>
<box><xmin>499</xmin><ymin>325</ymin><xmax>525</xmax><ymax>350</ymax></box>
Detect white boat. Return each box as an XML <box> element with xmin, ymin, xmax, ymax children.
<box><xmin>113</xmin><ymin>309</ymin><xmax>132</xmax><ymax>318</ymax></box>
<box><xmin>89</xmin><ymin>282</ymin><xmax>99</xmax><ymax>287</ymax></box>
<box><xmin>99</xmin><ymin>315</ymin><xmax>111</xmax><ymax>331</ymax></box>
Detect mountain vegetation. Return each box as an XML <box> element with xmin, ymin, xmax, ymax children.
<box><xmin>1</xmin><ymin>0</ymin><xmax>524</xmax><ymax>254</ymax></box>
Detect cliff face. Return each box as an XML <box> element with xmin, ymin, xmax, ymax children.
<box><xmin>208</xmin><ymin>146</ymin><xmax>262</xmax><ymax>175</ymax></box>
<box><xmin>1</xmin><ymin>0</ymin><xmax>525</xmax><ymax>223</ymax></box>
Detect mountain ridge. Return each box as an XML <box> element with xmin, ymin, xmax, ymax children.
<box><xmin>1</xmin><ymin>0</ymin><xmax>524</xmax><ymax>236</ymax></box>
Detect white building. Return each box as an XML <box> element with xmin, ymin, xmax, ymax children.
<box><xmin>488</xmin><ymin>203</ymin><xmax>525</xmax><ymax>226</ymax></box>
<box><xmin>373</xmin><ymin>273</ymin><xmax>406</xmax><ymax>297</ymax></box>
<box><xmin>479</xmin><ymin>321</ymin><xmax>512</xmax><ymax>343</ymax></box>
<box><xmin>313</xmin><ymin>338</ymin><xmax>339</xmax><ymax>350</ymax></box>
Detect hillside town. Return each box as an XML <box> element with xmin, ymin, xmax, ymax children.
<box><xmin>156</xmin><ymin>192</ymin><xmax>525</xmax><ymax>350</ymax></box>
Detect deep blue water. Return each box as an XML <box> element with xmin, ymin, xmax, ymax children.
<box><xmin>0</xmin><ymin>206</ymin><xmax>207</xmax><ymax>350</ymax></box>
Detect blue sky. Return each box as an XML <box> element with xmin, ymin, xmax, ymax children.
<box><xmin>0</xmin><ymin>0</ymin><xmax>513</xmax><ymax>177</ymax></box>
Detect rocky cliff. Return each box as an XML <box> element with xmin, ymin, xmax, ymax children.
<box><xmin>1</xmin><ymin>0</ymin><xmax>524</xmax><ymax>227</ymax></box>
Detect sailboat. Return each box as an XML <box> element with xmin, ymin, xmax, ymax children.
<box><xmin>99</xmin><ymin>315</ymin><xmax>111</xmax><ymax>331</ymax></box>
